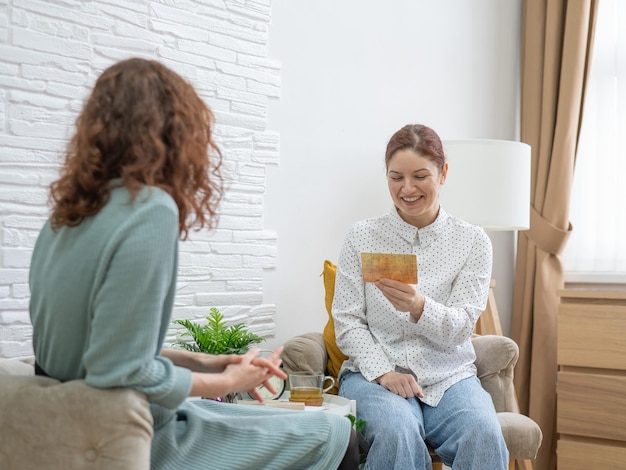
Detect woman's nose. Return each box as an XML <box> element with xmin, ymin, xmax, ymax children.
<box><xmin>402</xmin><ymin>179</ymin><xmax>415</xmax><ymax>192</ymax></box>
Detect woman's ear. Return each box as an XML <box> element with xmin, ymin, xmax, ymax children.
<box><xmin>439</xmin><ymin>162</ymin><xmax>449</xmax><ymax>185</ymax></box>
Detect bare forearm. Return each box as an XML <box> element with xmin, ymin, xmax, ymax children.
<box><xmin>189</xmin><ymin>371</ymin><xmax>233</xmax><ymax>398</ymax></box>
<box><xmin>408</xmin><ymin>293</ymin><xmax>425</xmax><ymax>323</ymax></box>
<box><xmin>161</xmin><ymin>348</ymin><xmax>223</xmax><ymax>372</ymax></box>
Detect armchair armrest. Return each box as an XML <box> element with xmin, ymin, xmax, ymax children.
<box><xmin>282</xmin><ymin>332</ymin><xmax>327</xmax><ymax>383</ymax></box>
<box><xmin>471</xmin><ymin>334</ymin><xmax>519</xmax><ymax>413</ymax></box>
<box><xmin>0</xmin><ymin>374</ymin><xmax>153</xmax><ymax>470</ymax></box>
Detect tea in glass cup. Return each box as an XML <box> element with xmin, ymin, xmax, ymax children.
<box><xmin>288</xmin><ymin>372</ymin><xmax>335</xmax><ymax>406</ymax></box>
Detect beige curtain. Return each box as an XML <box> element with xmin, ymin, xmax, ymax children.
<box><xmin>511</xmin><ymin>1</ymin><xmax>598</xmax><ymax>469</ymax></box>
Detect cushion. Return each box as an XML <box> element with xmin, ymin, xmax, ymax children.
<box><xmin>497</xmin><ymin>412</ymin><xmax>543</xmax><ymax>459</ymax></box>
<box><xmin>0</xmin><ymin>376</ymin><xmax>153</xmax><ymax>469</ymax></box>
<box><xmin>0</xmin><ymin>358</ymin><xmax>34</xmax><ymax>376</ymax></box>
<box><xmin>322</xmin><ymin>260</ymin><xmax>348</xmax><ymax>394</ymax></box>
<box><xmin>281</xmin><ymin>333</ymin><xmax>328</xmax><ymax>390</ymax></box>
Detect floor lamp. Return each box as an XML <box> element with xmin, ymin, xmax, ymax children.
<box><xmin>439</xmin><ymin>139</ymin><xmax>531</xmax><ymax>336</ymax></box>
<box><xmin>441</xmin><ymin>139</ymin><xmax>532</xmax><ymax>470</ymax></box>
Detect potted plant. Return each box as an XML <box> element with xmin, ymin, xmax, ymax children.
<box><xmin>173</xmin><ymin>307</ymin><xmax>265</xmax><ymax>402</ymax></box>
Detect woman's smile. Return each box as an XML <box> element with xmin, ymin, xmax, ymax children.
<box><xmin>387</xmin><ymin>149</ymin><xmax>447</xmax><ymax>228</ymax></box>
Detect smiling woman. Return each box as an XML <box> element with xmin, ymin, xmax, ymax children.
<box><xmin>331</xmin><ymin>123</ymin><xmax>508</xmax><ymax>470</ymax></box>
<box><xmin>385</xmin><ymin>125</ymin><xmax>449</xmax><ymax>229</ymax></box>
<box><xmin>386</xmin><ymin>149</ymin><xmax>447</xmax><ymax>229</ymax></box>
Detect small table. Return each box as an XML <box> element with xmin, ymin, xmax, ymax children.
<box><xmin>237</xmin><ymin>392</ymin><xmax>356</xmax><ymax>417</ymax></box>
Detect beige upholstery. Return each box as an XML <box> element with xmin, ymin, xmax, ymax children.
<box><xmin>0</xmin><ymin>358</ymin><xmax>153</xmax><ymax>470</ymax></box>
<box><xmin>282</xmin><ymin>333</ymin><xmax>542</xmax><ymax>462</ymax></box>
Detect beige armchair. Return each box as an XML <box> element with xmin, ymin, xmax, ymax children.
<box><xmin>282</xmin><ymin>332</ymin><xmax>542</xmax><ymax>469</ymax></box>
<box><xmin>0</xmin><ymin>358</ymin><xmax>153</xmax><ymax>470</ymax></box>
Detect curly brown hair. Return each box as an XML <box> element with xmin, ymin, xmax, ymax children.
<box><xmin>50</xmin><ymin>57</ymin><xmax>223</xmax><ymax>240</ymax></box>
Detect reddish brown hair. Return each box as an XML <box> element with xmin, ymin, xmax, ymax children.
<box><xmin>49</xmin><ymin>57</ymin><xmax>223</xmax><ymax>240</ymax></box>
<box><xmin>385</xmin><ymin>124</ymin><xmax>446</xmax><ymax>173</ymax></box>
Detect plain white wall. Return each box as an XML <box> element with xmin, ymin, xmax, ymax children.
<box><xmin>265</xmin><ymin>0</ymin><xmax>522</xmax><ymax>349</ymax></box>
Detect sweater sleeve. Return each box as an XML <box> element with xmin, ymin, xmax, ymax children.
<box><xmin>82</xmin><ymin>193</ymin><xmax>192</xmax><ymax>409</ymax></box>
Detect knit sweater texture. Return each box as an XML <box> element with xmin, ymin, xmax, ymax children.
<box><xmin>29</xmin><ymin>183</ymin><xmax>350</xmax><ymax>469</ymax></box>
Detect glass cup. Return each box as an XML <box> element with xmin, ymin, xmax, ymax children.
<box><xmin>288</xmin><ymin>372</ymin><xmax>336</xmax><ymax>406</ymax></box>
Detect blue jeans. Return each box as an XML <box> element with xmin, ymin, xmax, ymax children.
<box><xmin>339</xmin><ymin>372</ymin><xmax>509</xmax><ymax>470</ymax></box>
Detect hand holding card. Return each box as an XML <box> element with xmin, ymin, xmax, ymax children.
<box><xmin>361</xmin><ymin>252</ymin><xmax>418</xmax><ymax>284</ymax></box>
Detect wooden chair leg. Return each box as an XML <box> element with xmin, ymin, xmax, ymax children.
<box><xmin>429</xmin><ymin>446</ymin><xmax>443</xmax><ymax>469</ymax></box>
<box><xmin>433</xmin><ymin>459</ymin><xmax>517</xmax><ymax>469</ymax></box>
<box><xmin>514</xmin><ymin>459</ymin><xmax>533</xmax><ymax>470</ymax></box>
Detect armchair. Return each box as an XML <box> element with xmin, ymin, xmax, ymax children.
<box><xmin>282</xmin><ymin>332</ymin><xmax>542</xmax><ymax>468</ymax></box>
<box><xmin>281</xmin><ymin>260</ymin><xmax>542</xmax><ymax>469</ymax></box>
<box><xmin>0</xmin><ymin>358</ymin><xmax>153</xmax><ymax>470</ymax></box>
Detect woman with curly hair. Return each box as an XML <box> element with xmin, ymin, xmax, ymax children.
<box><xmin>29</xmin><ymin>58</ymin><xmax>358</xmax><ymax>470</ymax></box>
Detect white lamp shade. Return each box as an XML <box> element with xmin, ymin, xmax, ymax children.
<box><xmin>440</xmin><ymin>139</ymin><xmax>531</xmax><ymax>231</ymax></box>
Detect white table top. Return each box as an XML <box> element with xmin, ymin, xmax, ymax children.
<box><xmin>237</xmin><ymin>392</ymin><xmax>356</xmax><ymax>417</ymax></box>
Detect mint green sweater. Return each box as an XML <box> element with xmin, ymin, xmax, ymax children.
<box><xmin>29</xmin><ymin>184</ymin><xmax>350</xmax><ymax>469</ymax></box>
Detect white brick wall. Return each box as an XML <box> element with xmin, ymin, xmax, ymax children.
<box><xmin>0</xmin><ymin>0</ymin><xmax>280</xmax><ymax>359</ymax></box>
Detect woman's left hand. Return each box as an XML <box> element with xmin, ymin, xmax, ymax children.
<box><xmin>202</xmin><ymin>345</ymin><xmax>286</xmax><ymax>376</ymax></box>
<box><xmin>201</xmin><ymin>353</ymin><xmax>245</xmax><ymax>373</ymax></box>
<box><xmin>161</xmin><ymin>346</ymin><xmax>287</xmax><ymax>376</ymax></box>
<box><xmin>375</xmin><ymin>278</ymin><xmax>425</xmax><ymax>322</ymax></box>
<box><xmin>161</xmin><ymin>348</ymin><xmax>239</xmax><ymax>373</ymax></box>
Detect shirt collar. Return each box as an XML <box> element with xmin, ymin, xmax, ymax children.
<box><xmin>387</xmin><ymin>205</ymin><xmax>451</xmax><ymax>248</ymax></box>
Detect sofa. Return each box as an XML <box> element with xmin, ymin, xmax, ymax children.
<box><xmin>0</xmin><ymin>358</ymin><xmax>153</xmax><ymax>470</ymax></box>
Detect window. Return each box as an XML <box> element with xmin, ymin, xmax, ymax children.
<box><xmin>562</xmin><ymin>0</ymin><xmax>626</xmax><ymax>282</ymax></box>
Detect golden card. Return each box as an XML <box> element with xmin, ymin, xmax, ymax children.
<box><xmin>360</xmin><ymin>252</ymin><xmax>418</xmax><ymax>284</ymax></box>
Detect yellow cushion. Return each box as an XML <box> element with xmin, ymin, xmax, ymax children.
<box><xmin>322</xmin><ymin>260</ymin><xmax>348</xmax><ymax>394</ymax></box>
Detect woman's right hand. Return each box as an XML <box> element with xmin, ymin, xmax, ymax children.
<box><xmin>223</xmin><ymin>347</ymin><xmax>286</xmax><ymax>397</ymax></box>
<box><xmin>189</xmin><ymin>346</ymin><xmax>287</xmax><ymax>400</ymax></box>
<box><xmin>222</xmin><ymin>349</ymin><xmax>271</xmax><ymax>390</ymax></box>
<box><xmin>376</xmin><ymin>371</ymin><xmax>424</xmax><ymax>399</ymax></box>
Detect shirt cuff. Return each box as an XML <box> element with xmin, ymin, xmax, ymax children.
<box><xmin>406</xmin><ymin>296</ymin><xmax>432</xmax><ymax>324</ymax></box>
<box><xmin>151</xmin><ymin>363</ymin><xmax>193</xmax><ymax>410</ymax></box>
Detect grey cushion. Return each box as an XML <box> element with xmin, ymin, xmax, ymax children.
<box><xmin>0</xmin><ymin>358</ymin><xmax>34</xmax><ymax>376</ymax></box>
<box><xmin>0</xmin><ymin>359</ymin><xmax>153</xmax><ymax>470</ymax></box>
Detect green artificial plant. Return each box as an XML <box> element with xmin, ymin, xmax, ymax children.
<box><xmin>173</xmin><ymin>307</ymin><xmax>264</xmax><ymax>355</ymax></box>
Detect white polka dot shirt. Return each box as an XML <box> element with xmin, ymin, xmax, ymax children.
<box><xmin>332</xmin><ymin>206</ymin><xmax>493</xmax><ymax>406</ymax></box>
